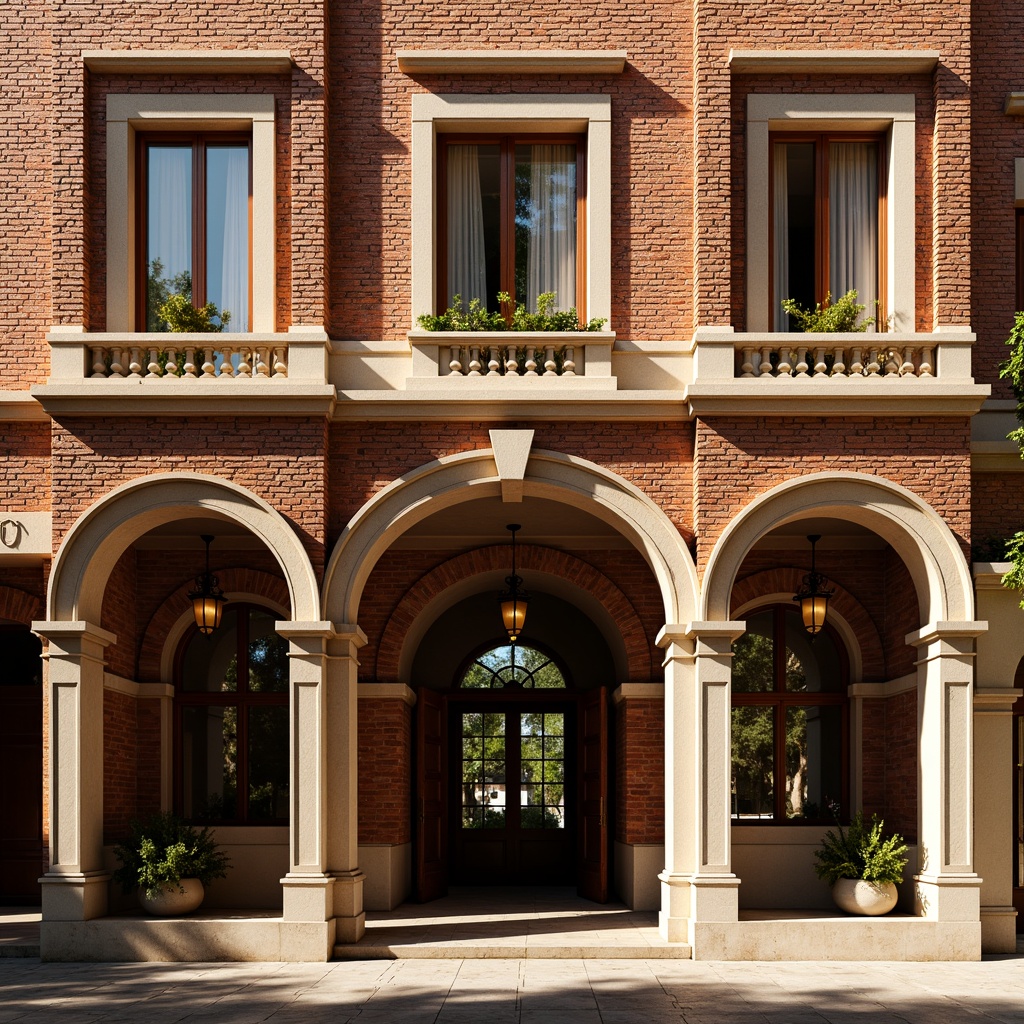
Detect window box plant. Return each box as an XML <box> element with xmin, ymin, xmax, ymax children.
<box><xmin>814</xmin><ymin>811</ymin><xmax>908</xmax><ymax>916</ymax></box>
<box><xmin>417</xmin><ymin>292</ymin><xmax>606</xmax><ymax>333</ymax></box>
<box><xmin>112</xmin><ymin>812</ymin><xmax>230</xmax><ymax>916</ymax></box>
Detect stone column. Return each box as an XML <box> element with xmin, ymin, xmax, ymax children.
<box><xmin>325</xmin><ymin>624</ymin><xmax>367</xmax><ymax>942</ymax></box>
<box><xmin>657</xmin><ymin>622</ymin><xmax>743</xmax><ymax>946</ymax></box>
<box><xmin>32</xmin><ymin>620</ymin><xmax>116</xmax><ymax>921</ymax></box>
<box><xmin>907</xmin><ymin>621</ymin><xmax>986</xmax><ymax>923</ymax></box>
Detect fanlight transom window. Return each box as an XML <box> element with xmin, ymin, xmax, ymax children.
<box><xmin>458</xmin><ymin>643</ymin><xmax>568</xmax><ymax>690</ymax></box>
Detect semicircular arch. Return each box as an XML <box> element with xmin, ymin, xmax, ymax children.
<box><xmin>323</xmin><ymin>446</ymin><xmax>698</xmax><ymax>630</ymax></box>
<box><xmin>702</xmin><ymin>472</ymin><xmax>973</xmax><ymax>627</ymax></box>
<box><xmin>47</xmin><ymin>472</ymin><xmax>319</xmax><ymax>625</ymax></box>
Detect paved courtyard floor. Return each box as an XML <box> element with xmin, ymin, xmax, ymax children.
<box><xmin>3</xmin><ymin>953</ymin><xmax>1024</xmax><ymax>1023</ymax></box>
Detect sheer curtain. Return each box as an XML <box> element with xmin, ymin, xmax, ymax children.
<box><xmin>147</xmin><ymin>146</ymin><xmax>192</xmax><ymax>328</ymax></box>
<box><xmin>829</xmin><ymin>143</ymin><xmax>878</xmax><ymax>332</ymax></box>
<box><xmin>447</xmin><ymin>145</ymin><xmax>487</xmax><ymax>309</ymax></box>
<box><xmin>526</xmin><ymin>145</ymin><xmax>576</xmax><ymax>312</ymax></box>
<box><xmin>206</xmin><ymin>145</ymin><xmax>249</xmax><ymax>333</ymax></box>
<box><xmin>772</xmin><ymin>144</ymin><xmax>790</xmax><ymax>332</ymax></box>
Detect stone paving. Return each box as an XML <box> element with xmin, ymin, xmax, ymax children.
<box><xmin>2</xmin><ymin>953</ymin><xmax>1024</xmax><ymax>1022</ymax></box>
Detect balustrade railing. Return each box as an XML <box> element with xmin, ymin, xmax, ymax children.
<box><xmin>737</xmin><ymin>341</ymin><xmax>934</xmax><ymax>379</ymax></box>
<box><xmin>88</xmin><ymin>342</ymin><xmax>288</xmax><ymax>379</ymax></box>
<box><xmin>443</xmin><ymin>341</ymin><xmax>577</xmax><ymax>377</ymax></box>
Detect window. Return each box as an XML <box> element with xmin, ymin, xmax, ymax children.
<box><xmin>138</xmin><ymin>134</ymin><xmax>252</xmax><ymax>333</ymax></box>
<box><xmin>458</xmin><ymin>643</ymin><xmax>569</xmax><ymax>690</ymax></box>
<box><xmin>771</xmin><ymin>134</ymin><xmax>884</xmax><ymax>332</ymax></box>
<box><xmin>731</xmin><ymin>606</ymin><xmax>848</xmax><ymax>823</ymax></box>
<box><xmin>410</xmin><ymin>93</ymin><xmax>611</xmax><ymax>329</ymax></box>
<box><xmin>176</xmin><ymin>603</ymin><xmax>289</xmax><ymax>824</ymax></box>
<box><xmin>105</xmin><ymin>94</ymin><xmax>275</xmax><ymax>333</ymax></box>
<box><xmin>746</xmin><ymin>94</ymin><xmax>915</xmax><ymax>333</ymax></box>
<box><xmin>439</xmin><ymin>136</ymin><xmax>584</xmax><ymax>317</ymax></box>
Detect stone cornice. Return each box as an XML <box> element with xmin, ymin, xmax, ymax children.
<box><xmin>397</xmin><ymin>49</ymin><xmax>627</xmax><ymax>75</ymax></box>
<box><xmin>83</xmin><ymin>50</ymin><xmax>293</xmax><ymax>74</ymax></box>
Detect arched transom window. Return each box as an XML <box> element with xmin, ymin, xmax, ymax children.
<box><xmin>458</xmin><ymin>643</ymin><xmax>568</xmax><ymax>690</ymax></box>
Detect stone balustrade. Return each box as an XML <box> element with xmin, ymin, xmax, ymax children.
<box><xmin>88</xmin><ymin>341</ymin><xmax>288</xmax><ymax>379</ymax></box>
<box><xmin>737</xmin><ymin>340</ymin><xmax>934</xmax><ymax>378</ymax></box>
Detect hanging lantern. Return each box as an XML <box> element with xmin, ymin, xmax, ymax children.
<box><xmin>793</xmin><ymin>533</ymin><xmax>834</xmax><ymax>636</ymax></box>
<box><xmin>499</xmin><ymin>523</ymin><xmax>529</xmax><ymax>643</ymax></box>
<box><xmin>188</xmin><ymin>534</ymin><xmax>226</xmax><ymax>634</ymax></box>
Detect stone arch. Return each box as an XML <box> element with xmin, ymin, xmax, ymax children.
<box><xmin>139</xmin><ymin>568</ymin><xmax>291</xmax><ymax>682</ymax></box>
<box><xmin>0</xmin><ymin>585</ymin><xmax>44</xmax><ymax>626</ymax></box>
<box><xmin>703</xmin><ymin>472</ymin><xmax>973</xmax><ymax>626</ymax></box>
<box><xmin>377</xmin><ymin>544</ymin><xmax>653</xmax><ymax>685</ymax></box>
<box><xmin>46</xmin><ymin>472</ymin><xmax>319</xmax><ymax>626</ymax></box>
<box><xmin>323</xmin><ymin>446</ymin><xmax>698</xmax><ymax>630</ymax></box>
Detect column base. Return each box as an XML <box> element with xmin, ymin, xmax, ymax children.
<box><xmin>658</xmin><ymin>870</ymin><xmax>739</xmax><ymax>943</ymax></box>
<box><xmin>331</xmin><ymin>868</ymin><xmax>366</xmax><ymax>942</ymax></box>
<box><xmin>981</xmin><ymin>905</ymin><xmax>1018</xmax><ymax>953</ymax></box>
<box><xmin>40</xmin><ymin>870</ymin><xmax>110</xmax><ymax>921</ymax></box>
<box><xmin>281</xmin><ymin>872</ymin><xmax>335</xmax><ymax>922</ymax></box>
<box><xmin>914</xmin><ymin>872</ymin><xmax>982</xmax><ymax>921</ymax></box>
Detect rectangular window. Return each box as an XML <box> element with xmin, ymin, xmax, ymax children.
<box><xmin>439</xmin><ymin>135</ymin><xmax>585</xmax><ymax>319</ymax></box>
<box><xmin>771</xmin><ymin>134</ymin><xmax>885</xmax><ymax>331</ymax></box>
<box><xmin>138</xmin><ymin>134</ymin><xmax>252</xmax><ymax>333</ymax></box>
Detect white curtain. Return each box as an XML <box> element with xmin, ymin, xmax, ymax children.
<box><xmin>526</xmin><ymin>145</ymin><xmax>576</xmax><ymax>312</ymax></box>
<box><xmin>447</xmin><ymin>145</ymin><xmax>487</xmax><ymax>309</ymax></box>
<box><xmin>206</xmin><ymin>145</ymin><xmax>249</xmax><ymax>333</ymax></box>
<box><xmin>772</xmin><ymin>144</ymin><xmax>790</xmax><ymax>331</ymax></box>
<box><xmin>829</xmin><ymin>143</ymin><xmax>878</xmax><ymax>332</ymax></box>
<box><xmin>147</xmin><ymin>145</ymin><xmax>192</xmax><ymax>299</ymax></box>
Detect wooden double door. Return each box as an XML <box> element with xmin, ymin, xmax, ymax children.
<box><xmin>416</xmin><ymin>688</ymin><xmax>608</xmax><ymax>902</ymax></box>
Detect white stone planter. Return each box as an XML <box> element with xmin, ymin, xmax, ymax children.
<box><xmin>831</xmin><ymin>878</ymin><xmax>898</xmax><ymax>916</ymax></box>
<box><xmin>139</xmin><ymin>878</ymin><xmax>205</xmax><ymax>916</ymax></box>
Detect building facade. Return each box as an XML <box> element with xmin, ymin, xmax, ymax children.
<box><xmin>1</xmin><ymin>0</ymin><xmax>1024</xmax><ymax>961</ymax></box>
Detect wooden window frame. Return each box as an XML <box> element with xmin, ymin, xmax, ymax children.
<box><xmin>731</xmin><ymin>604</ymin><xmax>850</xmax><ymax>825</ymax></box>
<box><xmin>768</xmin><ymin>131</ymin><xmax>888</xmax><ymax>330</ymax></box>
<box><xmin>437</xmin><ymin>133</ymin><xmax>588</xmax><ymax>323</ymax></box>
<box><xmin>135</xmin><ymin>132</ymin><xmax>254</xmax><ymax>332</ymax></box>
<box><xmin>173</xmin><ymin>602</ymin><xmax>288</xmax><ymax>826</ymax></box>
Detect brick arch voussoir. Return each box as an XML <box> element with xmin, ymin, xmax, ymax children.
<box><xmin>0</xmin><ymin>586</ymin><xmax>44</xmax><ymax>626</ymax></box>
<box><xmin>731</xmin><ymin>567</ymin><xmax>885</xmax><ymax>680</ymax></box>
<box><xmin>377</xmin><ymin>544</ymin><xmax>653</xmax><ymax>683</ymax></box>
<box><xmin>137</xmin><ymin>568</ymin><xmax>290</xmax><ymax>682</ymax></box>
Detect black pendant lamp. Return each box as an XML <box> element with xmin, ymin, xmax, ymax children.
<box><xmin>499</xmin><ymin>524</ymin><xmax>529</xmax><ymax>644</ymax></box>
<box><xmin>188</xmin><ymin>534</ymin><xmax>227</xmax><ymax>635</ymax></box>
<box><xmin>793</xmin><ymin>533</ymin><xmax>834</xmax><ymax>636</ymax></box>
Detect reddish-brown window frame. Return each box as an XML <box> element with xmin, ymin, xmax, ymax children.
<box><xmin>173</xmin><ymin>602</ymin><xmax>288</xmax><ymax>826</ymax></box>
<box><xmin>768</xmin><ymin>132</ymin><xmax>889</xmax><ymax>330</ymax></box>
<box><xmin>436</xmin><ymin>133</ymin><xmax>588</xmax><ymax>323</ymax></box>
<box><xmin>135</xmin><ymin>132</ymin><xmax>253</xmax><ymax>331</ymax></box>
<box><xmin>731</xmin><ymin>604</ymin><xmax>850</xmax><ymax>825</ymax></box>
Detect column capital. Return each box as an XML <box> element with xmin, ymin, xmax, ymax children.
<box><xmin>32</xmin><ymin>620</ymin><xmax>117</xmax><ymax>650</ymax></box>
<box><xmin>275</xmin><ymin>620</ymin><xmax>334</xmax><ymax>639</ymax></box>
<box><xmin>906</xmin><ymin>620</ymin><xmax>987</xmax><ymax>648</ymax></box>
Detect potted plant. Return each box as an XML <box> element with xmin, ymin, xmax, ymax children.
<box><xmin>113</xmin><ymin>812</ymin><xmax>230</xmax><ymax>916</ymax></box>
<box><xmin>814</xmin><ymin>811</ymin><xmax>908</xmax><ymax>915</ymax></box>
<box><xmin>417</xmin><ymin>291</ymin><xmax>606</xmax><ymax>333</ymax></box>
<box><xmin>780</xmin><ymin>289</ymin><xmax>875</xmax><ymax>333</ymax></box>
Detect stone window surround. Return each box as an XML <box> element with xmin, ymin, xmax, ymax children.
<box><xmin>105</xmin><ymin>93</ymin><xmax>276</xmax><ymax>333</ymax></box>
<box><xmin>410</xmin><ymin>93</ymin><xmax>612</xmax><ymax>329</ymax></box>
<box><xmin>746</xmin><ymin>93</ymin><xmax>916</xmax><ymax>334</ymax></box>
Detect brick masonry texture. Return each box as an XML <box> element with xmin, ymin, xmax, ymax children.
<box><xmin>358</xmin><ymin>697</ymin><xmax>412</xmax><ymax>845</ymax></box>
<box><xmin>972</xmin><ymin>471</ymin><xmax>1024</xmax><ymax>548</ymax></box>
<box><xmin>615</xmin><ymin>698</ymin><xmax>664</xmax><ymax>845</ymax></box>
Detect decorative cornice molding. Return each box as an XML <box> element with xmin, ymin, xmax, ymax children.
<box><xmin>83</xmin><ymin>50</ymin><xmax>293</xmax><ymax>74</ymax></box>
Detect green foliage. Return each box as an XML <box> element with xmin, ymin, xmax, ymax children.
<box><xmin>997</xmin><ymin>312</ymin><xmax>1024</xmax><ymax>607</ymax></box>
<box><xmin>814</xmin><ymin>811</ymin><xmax>908</xmax><ymax>886</ymax></box>
<box><xmin>146</xmin><ymin>259</ymin><xmax>193</xmax><ymax>332</ymax></box>
<box><xmin>417</xmin><ymin>291</ymin><xmax>607</xmax><ymax>332</ymax></box>
<box><xmin>112</xmin><ymin>812</ymin><xmax>230</xmax><ymax>898</ymax></box>
<box><xmin>156</xmin><ymin>293</ymin><xmax>232</xmax><ymax>333</ymax></box>
<box><xmin>780</xmin><ymin>289</ymin><xmax>875</xmax><ymax>333</ymax></box>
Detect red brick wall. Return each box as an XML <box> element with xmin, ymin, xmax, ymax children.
<box><xmin>103</xmin><ymin>688</ymin><xmax>137</xmax><ymax>842</ymax></box>
<box><xmin>615</xmin><ymin>697</ymin><xmax>664</xmax><ymax>845</ymax></box>
<box><xmin>694</xmin><ymin>417</ymin><xmax>972</xmax><ymax>571</ymax></box>
<box><xmin>0</xmin><ymin>424</ymin><xmax>50</xmax><ymax>508</ymax></box>
<box><xmin>358</xmin><ymin>697</ymin><xmax>412</xmax><ymax>845</ymax></box>
<box><xmin>972</xmin><ymin>472</ymin><xmax>1024</xmax><ymax>550</ymax></box>
<box><xmin>861</xmin><ymin>689</ymin><xmax>917</xmax><ymax>843</ymax></box>
<box><xmin>101</xmin><ymin>548</ymin><xmax>137</xmax><ymax>680</ymax></box>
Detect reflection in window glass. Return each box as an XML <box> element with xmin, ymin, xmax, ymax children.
<box><xmin>181</xmin><ymin>705</ymin><xmax>238</xmax><ymax>820</ymax></box>
<box><xmin>732</xmin><ymin>610</ymin><xmax>773</xmax><ymax>693</ymax></box>
<box><xmin>786</xmin><ymin>705</ymin><xmax>842</xmax><ymax>819</ymax></box>
<box><xmin>247</xmin><ymin>706</ymin><xmax>289</xmax><ymax>819</ymax></box>
<box><xmin>732</xmin><ymin>706</ymin><xmax>774</xmax><ymax>819</ymax></box>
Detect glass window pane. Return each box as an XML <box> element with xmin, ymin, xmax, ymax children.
<box><xmin>205</xmin><ymin>144</ymin><xmax>250</xmax><ymax>333</ymax></box>
<box><xmin>146</xmin><ymin>145</ymin><xmax>193</xmax><ymax>332</ymax></box>
<box><xmin>447</xmin><ymin>143</ymin><xmax>501</xmax><ymax>311</ymax></box>
<box><xmin>732</xmin><ymin>610</ymin><xmax>774</xmax><ymax>692</ymax></box>
<box><xmin>732</xmin><ymin>706</ymin><xmax>774</xmax><ymax>819</ymax></box>
<box><xmin>181</xmin><ymin>705</ymin><xmax>237</xmax><ymax>820</ymax></box>
<box><xmin>784</xmin><ymin>607</ymin><xmax>843</xmax><ymax>692</ymax></box>
<box><xmin>247</xmin><ymin>706</ymin><xmax>289</xmax><ymax>820</ymax></box>
<box><xmin>181</xmin><ymin>607</ymin><xmax>239</xmax><ymax>692</ymax></box>
<box><xmin>774</xmin><ymin>141</ymin><xmax>815</xmax><ymax>331</ymax></box>
<box><xmin>515</xmin><ymin>144</ymin><xmax>577</xmax><ymax>312</ymax></box>
<box><xmin>786</xmin><ymin>705</ymin><xmax>843</xmax><ymax>820</ymax></box>
<box><xmin>829</xmin><ymin>142</ymin><xmax>878</xmax><ymax>323</ymax></box>
<box><xmin>247</xmin><ymin>608</ymin><xmax>288</xmax><ymax>693</ymax></box>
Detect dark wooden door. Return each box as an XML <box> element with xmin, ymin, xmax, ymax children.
<box><xmin>415</xmin><ymin>687</ymin><xmax>448</xmax><ymax>902</ymax></box>
<box><xmin>577</xmin><ymin>687</ymin><xmax>609</xmax><ymax>902</ymax></box>
<box><xmin>450</xmin><ymin>697</ymin><xmax>575</xmax><ymax>885</ymax></box>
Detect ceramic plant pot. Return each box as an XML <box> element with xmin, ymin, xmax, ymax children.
<box><xmin>139</xmin><ymin>878</ymin><xmax>205</xmax><ymax>916</ymax></box>
<box><xmin>831</xmin><ymin>878</ymin><xmax>898</xmax><ymax>916</ymax></box>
